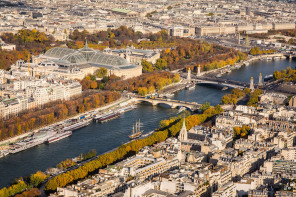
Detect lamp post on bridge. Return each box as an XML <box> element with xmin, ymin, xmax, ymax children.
<box><xmin>187</xmin><ymin>68</ymin><xmax>191</xmax><ymax>81</ymax></box>
<box><xmin>250</xmin><ymin>77</ymin><xmax>254</xmax><ymax>91</ymax></box>
<box><xmin>258</xmin><ymin>73</ymin><xmax>263</xmax><ymax>86</ymax></box>
<box><xmin>197</xmin><ymin>65</ymin><xmax>201</xmax><ymax>76</ymax></box>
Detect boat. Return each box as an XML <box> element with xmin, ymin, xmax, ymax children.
<box><xmin>10</xmin><ymin>129</ymin><xmax>57</xmax><ymax>154</ymax></box>
<box><xmin>63</xmin><ymin>120</ymin><xmax>90</xmax><ymax>131</ymax></box>
<box><xmin>216</xmin><ymin>74</ymin><xmax>222</xmax><ymax>78</ymax></box>
<box><xmin>47</xmin><ymin>130</ymin><xmax>72</xmax><ymax>143</ymax></box>
<box><xmin>222</xmin><ymin>86</ymin><xmax>228</xmax><ymax>91</ymax></box>
<box><xmin>273</xmin><ymin>56</ymin><xmax>280</xmax><ymax>60</ymax></box>
<box><xmin>185</xmin><ymin>84</ymin><xmax>195</xmax><ymax>90</ymax></box>
<box><xmin>141</xmin><ymin>130</ymin><xmax>155</xmax><ymax>138</ymax></box>
<box><xmin>0</xmin><ymin>150</ymin><xmax>9</xmax><ymax>158</ymax></box>
<box><xmin>164</xmin><ymin>93</ymin><xmax>174</xmax><ymax>98</ymax></box>
<box><xmin>94</xmin><ymin>112</ymin><xmax>121</xmax><ymax>123</ymax></box>
<box><xmin>129</xmin><ymin>120</ymin><xmax>143</xmax><ymax>139</ymax></box>
<box><xmin>265</xmin><ymin>57</ymin><xmax>272</xmax><ymax>61</ymax></box>
<box><xmin>264</xmin><ymin>74</ymin><xmax>273</xmax><ymax>82</ymax></box>
<box><xmin>178</xmin><ymin>107</ymin><xmax>186</xmax><ymax>113</ymax></box>
<box><xmin>118</xmin><ymin>105</ymin><xmax>136</xmax><ymax>114</ymax></box>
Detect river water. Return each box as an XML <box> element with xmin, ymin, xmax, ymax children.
<box><xmin>0</xmin><ymin>58</ymin><xmax>295</xmax><ymax>188</ymax></box>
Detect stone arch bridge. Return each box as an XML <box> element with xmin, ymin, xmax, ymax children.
<box><xmin>132</xmin><ymin>98</ymin><xmax>201</xmax><ymax>111</ymax></box>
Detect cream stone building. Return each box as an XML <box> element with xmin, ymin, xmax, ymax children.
<box><xmin>17</xmin><ymin>42</ymin><xmax>142</xmax><ymax>80</ymax></box>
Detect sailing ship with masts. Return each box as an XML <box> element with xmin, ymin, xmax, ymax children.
<box><xmin>129</xmin><ymin>120</ymin><xmax>143</xmax><ymax>139</ymax></box>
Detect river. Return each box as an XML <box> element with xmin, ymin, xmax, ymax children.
<box><xmin>0</xmin><ymin>58</ymin><xmax>295</xmax><ymax>188</ymax></box>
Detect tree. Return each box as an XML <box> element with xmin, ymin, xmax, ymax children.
<box><xmin>96</xmin><ymin>67</ymin><xmax>108</xmax><ymax>78</ymax></box>
<box><xmin>90</xmin><ymin>81</ymin><xmax>98</xmax><ymax>89</ymax></box>
<box><xmin>138</xmin><ymin>87</ymin><xmax>148</xmax><ymax>96</ymax></box>
<box><xmin>249</xmin><ymin>47</ymin><xmax>262</xmax><ymax>55</ymax></box>
<box><xmin>142</xmin><ymin>59</ymin><xmax>153</xmax><ymax>72</ymax></box>
<box><xmin>148</xmin><ymin>86</ymin><xmax>155</xmax><ymax>94</ymax></box>
<box><xmin>233</xmin><ymin>127</ymin><xmax>241</xmax><ymax>138</ymax></box>
<box><xmin>30</xmin><ymin>171</ymin><xmax>47</xmax><ymax>187</ymax></box>
<box><xmin>273</xmin><ymin>70</ymin><xmax>282</xmax><ymax>80</ymax></box>
<box><xmin>243</xmin><ymin>88</ymin><xmax>251</xmax><ymax>95</ymax></box>
<box><xmin>221</xmin><ymin>94</ymin><xmax>232</xmax><ymax>104</ymax></box>
<box><xmin>154</xmin><ymin>58</ymin><xmax>167</xmax><ymax>70</ymax></box>
<box><xmin>200</xmin><ymin>102</ymin><xmax>210</xmax><ymax>112</ymax></box>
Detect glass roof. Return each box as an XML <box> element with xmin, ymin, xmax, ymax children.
<box><xmin>78</xmin><ymin>45</ymin><xmax>97</xmax><ymax>61</ymax></box>
<box><xmin>44</xmin><ymin>47</ymin><xmax>76</xmax><ymax>59</ymax></box>
<box><xmin>88</xmin><ymin>53</ymin><xmax>129</xmax><ymax>68</ymax></box>
<box><xmin>43</xmin><ymin>44</ymin><xmax>132</xmax><ymax>69</ymax></box>
<box><xmin>60</xmin><ymin>52</ymin><xmax>87</xmax><ymax>65</ymax></box>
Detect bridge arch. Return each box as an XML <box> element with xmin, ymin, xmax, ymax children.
<box><xmin>196</xmin><ymin>80</ymin><xmax>245</xmax><ymax>89</ymax></box>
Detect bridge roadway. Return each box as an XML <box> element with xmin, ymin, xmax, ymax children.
<box><xmin>193</xmin><ymin>76</ymin><xmax>251</xmax><ymax>89</ymax></box>
<box><xmin>192</xmin><ymin>76</ymin><xmax>278</xmax><ymax>89</ymax></box>
<box><xmin>132</xmin><ymin>97</ymin><xmax>201</xmax><ymax>110</ymax></box>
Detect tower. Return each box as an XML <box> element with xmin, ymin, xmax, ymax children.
<box><xmin>197</xmin><ymin>65</ymin><xmax>201</xmax><ymax>76</ymax></box>
<box><xmin>250</xmin><ymin>77</ymin><xmax>254</xmax><ymax>91</ymax></box>
<box><xmin>238</xmin><ymin>32</ymin><xmax>240</xmax><ymax>45</ymax></box>
<box><xmin>258</xmin><ymin>73</ymin><xmax>263</xmax><ymax>86</ymax></box>
<box><xmin>245</xmin><ymin>35</ymin><xmax>249</xmax><ymax>47</ymax></box>
<box><xmin>178</xmin><ymin>118</ymin><xmax>188</xmax><ymax>141</ymax></box>
<box><xmin>187</xmin><ymin>68</ymin><xmax>191</xmax><ymax>81</ymax></box>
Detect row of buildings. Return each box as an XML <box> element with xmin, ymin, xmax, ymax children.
<box><xmin>48</xmin><ymin>92</ymin><xmax>296</xmax><ymax>197</ymax></box>
<box><xmin>0</xmin><ymin>70</ymin><xmax>82</xmax><ymax>119</ymax></box>
<box><xmin>10</xmin><ymin>43</ymin><xmax>160</xmax><ymax>80</ymax></box>
<box><xmin>0</xmin><ymin>0</ymin><xmax>295</xmax><ymax>40</ymax></box>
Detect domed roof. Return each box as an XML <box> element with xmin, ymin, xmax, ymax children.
<box><xmin>44</xmin><ymin>47</ymin><xmax>76</xmax><ymax>59</ymax></box>
<box><xmin>78</xmin><ymin>42</ymin><xmax>97</xmax><ymax>61</ymax></box>
<box><xmin>43</xmin><ymin>42</ymin><xmax>135</xmax><ymax>69</ymax></box>
<box><xmin>60</xmin><ymin>52</ymin><xmax>87</xmax><ymax>65</ymax></box>
<box><xmin>88</xmin><ymin>53</ymin><xmax>129</xmax><ymax>68</ymax></box>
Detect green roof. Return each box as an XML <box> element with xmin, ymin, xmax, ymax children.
<box><xmin>111</xmin><ymin>8</ymin><xmax>132</xmax><ymax>14</ymax></box>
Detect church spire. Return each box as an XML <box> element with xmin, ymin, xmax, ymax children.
<box><xmin>85</xmin><ymin>37</ymin><xmax>88</xmax><ymax>48</ymax></box>
<box><xmin>178</xmin><ymin>117</ymin><xmax>188</xmax><ymax>142</ymax></box>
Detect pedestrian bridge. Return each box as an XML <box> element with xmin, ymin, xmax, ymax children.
<box><xmin>133</xmin><ymin>98</ymin><xmax>201</xmax><ymax>110</ymax></box>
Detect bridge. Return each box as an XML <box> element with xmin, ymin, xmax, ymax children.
<box><xmin>190</xmin><ymin>75</ymin><xmax>278</xmax><ymax>90</ymax></box>
<box><xmin>194</xmin><ymin>76</ymin><xmax>249</xmax><ymax>89</ymax></box>
<box><xmin>132</xmin><ymin>97</ymin><xmax>201</xmax><ymax>111</ymax></box>
<box><xmin>283</xmin><ymin>53</ymin><xmax>296</xmax><ymax>60</ymax></box>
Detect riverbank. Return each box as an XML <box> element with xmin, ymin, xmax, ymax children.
<box><xmin>203</xmin><ymin>54</ymin><xmax>287</xmax><ymax>78</ymax></box>
<box><xmin>0</xmin><ymin>96</ymin><xmax>131</xmax><ymax>147</ymax></box>
<box><xmin>0</xmin><ymin>58</ymin><xmax>295</xmax><ymax>190</ymax></box>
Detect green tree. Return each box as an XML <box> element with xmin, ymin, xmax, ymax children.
<box><xmin>148</xmin><ymin>86</ymin><xmax>155</xmax><ymax>94</ymax></box>
<box><xmin>30</xmin><ymin>171</ymin><xmax>47</xmax><ymax>187</ymax></box>
<box><xmin>90</xmin><ymin>81</ymin><xmax>98</xmax><ymax>89</ymax></box>
<box><xmin>141</xmin><ymin>59</ymin><xmax>153</xmax><ymax>72</ymax></box>
<box><xmin>138</xmin><ymin>87</ymin><xmax>148</xmax><ymax>96</ymax></box>
<box><xmin>249</xmin><ymin>47</ymin><xmax>262</xmax><ymax>55</ymax></box>
<box><xmin>154</xmin><ymin>58</ymin><xmax>167</xmax><ymax>70</ymax></box>
<box><xmin>243</xmin><ymin>88</ymin><xmax>251</xmax><ymax>95</ymax></box>
<box><xmin>200</xmin><ymin>102</ymin><xmax>211</xmax><ymax>112</ymax></box>
<box><xmin>96</xmin><ymin>67</ymin><xmax>108</xmax><ymax>78</ymax></box>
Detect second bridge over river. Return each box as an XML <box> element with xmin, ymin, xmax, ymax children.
<box><xmin>132</xmin><ymin>97</ymin><xmax>201</xmax><ymax>111</ymax></box>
